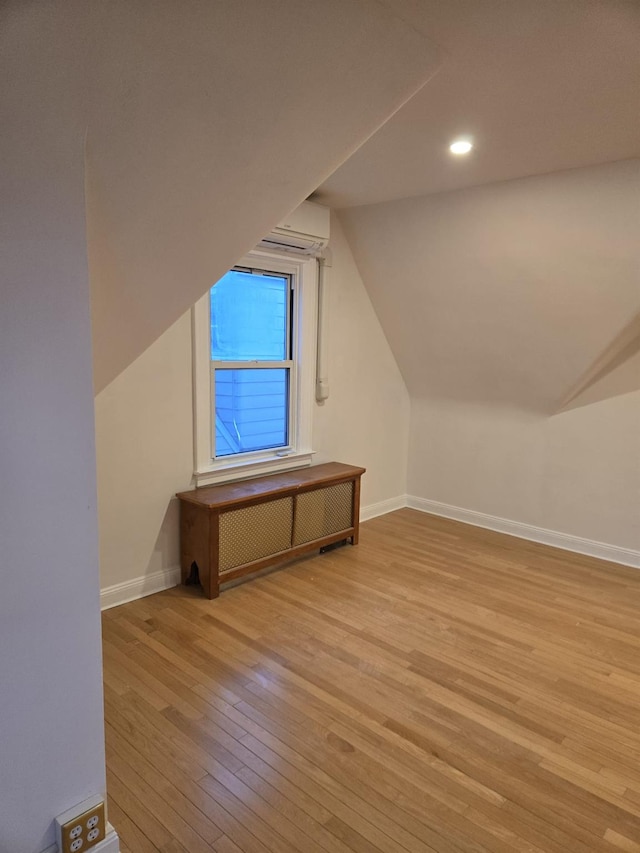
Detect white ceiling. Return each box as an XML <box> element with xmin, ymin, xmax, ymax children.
<box><xmin>319</xmin><ymin>0</ymin><xmax>640</xmax><ymax>208</ymax></box>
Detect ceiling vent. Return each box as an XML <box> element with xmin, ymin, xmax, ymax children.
<box><xmin>259</xmin><ymin>200</ymin><xmax>330</xmax><ymax>255</ymax></box>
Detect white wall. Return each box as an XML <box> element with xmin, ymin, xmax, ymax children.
<box><xmin>409</xmin><ymin>393</ymin><xmax>640</xmax><ymax>552</ymax></box>
<box><xmin>95</xmin><ymin>313</ymin><xmax>193</xmax><ymax>592</ymax></box>
<box><xmin>312</xmin><ymin>215</ymin><xmax>410</xmax><ymax>506</ymax></box>
<box><xmin>0</xmin><ymin>7</ymin><xmax>106</xmax><ymax>851</ymax></box>
<box><xmin>95</xmin><ymin>214</ymin><xmax>410</xmax><ymax>593</ymax></box>
<box><xmin>340</xmin><ymin>160</ymin><xmax>640</xmax><ymax>554</ymax></box>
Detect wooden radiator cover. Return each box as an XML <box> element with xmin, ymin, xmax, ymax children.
<box><xmin>176</xmin><ymin>462</ymin><xmax>365</xmax><ymax>598</ymax></box>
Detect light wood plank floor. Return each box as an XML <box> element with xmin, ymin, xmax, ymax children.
<box><xmin>102</xmin><ymin>509</ymin><xmax>640</xmax><ymax>853</ymax></box>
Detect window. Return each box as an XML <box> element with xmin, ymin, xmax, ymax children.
<box><xmin>211</xmin><ymin>266</ymin><xmax>292</xmax><ymax>457</ymax></box>
<box><xmin>193</xmin><ymin>249</ymin><xmax>316</xmax><ymax>485</ymax></box>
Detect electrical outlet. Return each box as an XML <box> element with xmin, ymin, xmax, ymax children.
<box><xmin>56</xmin><ymin>798</ymin><xmax>106</xmax><ymax>853</ymax></box>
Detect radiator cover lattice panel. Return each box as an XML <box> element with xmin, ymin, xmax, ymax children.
<box><xmin>293</xmin><ymin>481</ymin><xmax>354</xmax><ymax>546</ymax></box>
<box><xmin>219</xmin><ymin>496</ymin><xmax>293</xmax><ymax>573</ymax></box>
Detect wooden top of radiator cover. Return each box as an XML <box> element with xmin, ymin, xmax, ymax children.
<box><xmin>176</xmin><ymin>462</ymin><xmax>366</xmax><ymax>510</ymax></box>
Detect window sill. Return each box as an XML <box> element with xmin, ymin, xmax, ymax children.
<box><xmin>194</xmin><ymin>450</ymin><xmax>316</xmax><ymax>487</ymax></box>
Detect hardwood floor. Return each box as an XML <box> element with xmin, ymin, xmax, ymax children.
<box><xmin>102</xmin><ymin>509</ymin><xmax>640</xmax><ymax>853</ymax></box>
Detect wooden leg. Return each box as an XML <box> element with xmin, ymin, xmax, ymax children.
<box><xmin>183</xmin><ymin>558</ymin><xmax>218</xmax><ymax>599</ymax></box>
<box><xmin>180</xmin><ymin>554</ymin><xmax>191</xmax><ymax>585</ymax></box>
<box><xmin>207</xmin><ymin>512</ymin><xmax>220</xmax><ymax>599</ymax></box>
<box><xmin>203</xmin><ymin>562</ymin><xmax>219</xmax><ymax>599</ymax></box>
<box><xmin>351</xmin><ymin>475</ymin><xmax>361</xmax><ymax>545</ymax></box>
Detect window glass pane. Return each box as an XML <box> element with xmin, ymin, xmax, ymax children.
<box><xmin>214</xmin><ymin>368</ymin><xmax>289</xmax><ymax>457</ymax></box>
<box><xmin>211</xmin><ymin>269</ymin><xmax>288</xmax><ymax>361</ymax></box>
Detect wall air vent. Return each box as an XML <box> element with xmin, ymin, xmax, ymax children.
<box><xmin>259</xmin><ymin>200</ymin><xmax>330</xmax><ymax>255</ymax></box>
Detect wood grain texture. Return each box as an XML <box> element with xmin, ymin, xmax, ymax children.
<box><xmin>176</xmin><ymin>463</ymin><xmax>366</xmax><ymax>510</ymax></box>
<box><xmin>103</xmin><ymin>508</ymin><xmax>640</xmax><ymax>852</ymax></box>
<box><xmin>177</xmin><ymin>462</ymin><xmax>365</xmax><ymax>598</ymax></box>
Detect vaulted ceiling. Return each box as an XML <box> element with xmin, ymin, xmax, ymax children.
<box><xmin>319</xmin><ymin>0</ymin><xmax>640</xmax><ymax>208</ymax></box>
<box><xmin>81</xmin><ymin>0</ymin><xmax>441</xmax><ymax>391</ymax></box>
<box><xmin>22</xmin><ymin>0</ymin><xmax>637</xmax><ymax>409</ymax></box>
<box><xmin>321</xmin><ymin>0</ymin><xmax>639</xmax><ymax>416</ymax></box>
<box><xmin>339</xmin><ymin>159</ymin><xmax>640</xmax><ymax>414</ymax></box>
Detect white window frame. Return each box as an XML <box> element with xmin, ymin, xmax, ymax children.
<box><xmin>192</xmin><ymin>247</ymin><xmax>317</xmax><ymax>486</ymax></box>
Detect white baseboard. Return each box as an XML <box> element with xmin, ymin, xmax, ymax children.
<box><xmin>99</xmin><ymin>497</ymin><xmax>638</xmax><ymax>611</ymax></box>
<box><xmin>360</xmin><ymin>494</ymin><xmax>407</xmax><ymax>522</ymax></box>
<box><xmin>100</xmin><ymin>566</ymin><xmax>181</xmax><ymax>611</ymax></box>
<box><xmin>93</xmin><ymin>828</ymin><xmax>120</xmax><ymax>852</ymax></box>
<box><xmin>100</xmin><ymin>499</ymin><xmax>407</xmax><ymax>610</ymax></box>
<box><xmin>406</xmin><ymin>495</ymin><xmax>640</xmax><ymax>569</ymax></box>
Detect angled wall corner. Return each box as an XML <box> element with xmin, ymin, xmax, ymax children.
<box><xmin>312</xmin><ymin>213</ymin><xmax>411</xmax><ymax>506</ymax></box>
<box><xmin>555</xmin><ymin>312</ymin><xmax>640</xmax><ymax>414</ymax></box>
<box><xmin>340</xmin><ymin>159</ymin><xmax>640</xmax><ymax>415</ymax></box>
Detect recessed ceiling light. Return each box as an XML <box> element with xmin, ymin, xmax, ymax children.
<box><xmin>449</xmin><ymin>139</ymin><xmax>473</xmax><ymax>155</ymax></box>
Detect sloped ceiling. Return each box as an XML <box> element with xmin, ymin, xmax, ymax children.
<box><xmin>77</xmin><ymin>0</ymin><xmax>441</xmax><ymax>391</ymax></box>
<box><xmin>320</xmin><ymin>0</ymin><xmax>640</xmax><ymax>207</ymax></box>
<box><xmin>339</xmin><ymin>160</ymin><xmax>640</xmax><ymax>414</ymax></box>
<box><xmin>326</xmin><ymin>0</ymin><xmax>639</xmax><ymax>419</ymax></box>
